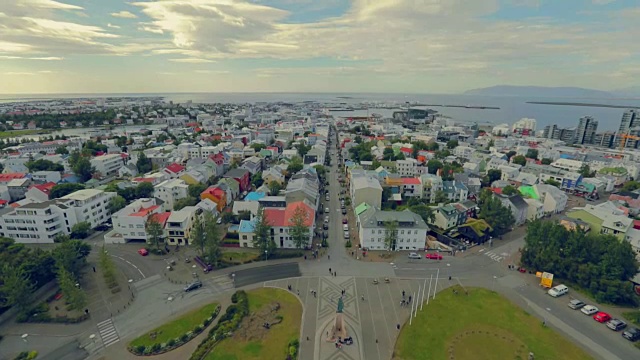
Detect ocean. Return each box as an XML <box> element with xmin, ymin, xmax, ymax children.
<box><xmin>1</xmin><ymin>92</ymin><xmax>638</xmax><ymax>132</ymax></box>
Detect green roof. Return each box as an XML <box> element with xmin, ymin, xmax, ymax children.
<box><xmin>518</xmin><ymin>185</ymin><xmax>538</xmax><ymax>200</ymax></box>
<box><xmin>355</xmin><ymin>202</ymin><xmax>371</xmax><ymax>216</ymax></box>
<box><xmin>599</xmin><ymin>167</ymin><xmax>627</xmax><ymax>175</ymax></box>
<box><xmin>460</xmin><ymin>218</ymin><xmax>493</xmax><ymax>236</ymax></box>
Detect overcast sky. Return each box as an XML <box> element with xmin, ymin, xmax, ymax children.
<box><xmin>0</xmin><ymin>0</ymin><xmax>637</xmax><ymax>94</ymax></box>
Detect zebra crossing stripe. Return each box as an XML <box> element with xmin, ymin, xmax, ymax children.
<box><xmin>97</xmin><ymin>318</ymin><xmax>120</xmax><ymax>347</ymax></box>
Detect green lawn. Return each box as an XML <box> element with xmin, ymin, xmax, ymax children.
<box><xmin>394</xmin><ymin>286</ymin><xmax>593</xmax><ymax>360</ymax></box>
<box><xmin>221</xmin><ymin>250</ymin><xmax>259</xmax><ymax>264</ymax></box>
<box><xmin>205</xmin><ymin>288</ymin><xmax>302</xmax><ymax>360</ymax></box>
<box><xmin>0</xmin><ymin>129</ymin><xmax>52</xmax><ymax>139</ymax></box>
<box><xmin>129</xmin><ymin>302</ymin><xmax>219</xmax><ymax>348</ymax></box>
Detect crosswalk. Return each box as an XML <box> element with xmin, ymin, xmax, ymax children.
<box><xmin>484</xmin><ymin>251</ymin><xmax>504</xmax><ymax>262</ymax></box>
<box><xmin>97</xmin><ymin>318</ymin><xmax>120</xmax><ymax>347</ymax></box>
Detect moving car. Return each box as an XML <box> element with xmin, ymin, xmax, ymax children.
<box><xmin>137</xmin><ymin>248</ymin><xmax>148</xmax><ymax>256</ymax></box>
<box><xmin>425</xmin><ymin>253</ymin><xmax>443</xmax><ymax>260</ymax></box>
<box><xmin>622</xmin><ymin>327</ymin><xmax>640</xmax><ymax>341</ymax></box>
<box><xmin>581</xmin><ymin>305</ymin><xmax>599</xmax><ymax>315</ymax></box>
<box><xmin>593</xmin><ymin>312</ymin><xmax>611</xmax><ymax>323</ymax></box>
<box><xmin>408</xmin><ymin>252</ymin><xmax>421</xmax><ymax>259</ymax></box>
<box><xmin>547</xmin><ymin>284</ymin><xmax>569</xmax><ymax>297</ymax></box>
<box><xmin>606</xmin><ymin>319</ymin><xmax>627</xmax><ymax>331</ymax></box>
<box><xmin>568</xmin><ymin>299</ymin><xmax>585</xmax><ymax>310</ymax></box>
<box><xmin>184</xmin><ymin>280</ymin><xmax>203</xmax><ymax>292</ymax></box>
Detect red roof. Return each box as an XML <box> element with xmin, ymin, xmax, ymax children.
<box><xmin>202</xmin><ymin>186</ymin><xmax>225</xmax><ymax>198</ymax></box>
<box><xmin>165</xmin><ymin>163</ymin><xmax>185</xmax><ymax>174</ymax></box>
<box><xmin>133</xmin><ymin>177</ymin><xmax>155</xmax><ymax>183</ymax></box>
<box><xmin>150</xmin><ymin>212</ymin><xmax>171</xmax><ymax>226</ymax></box>
<box><xmin>633</xmin><ymin>220</ymin><xmax>640</xmax><ymax>230</ymax></box>
<box><xmin>0</xmin><ymin>200</ymin><xmax>8</xmax><ymax>205</ymax></box>
<box><xmin>491</xmin><ymin>187</ymin><xmax>503</xmax><ymax>195</ymax></box>
<box><xmin>264</xmin><ymin>208</ymin><xmax>287</xmax><ymax>227</ymax></box>
<box><xmin>400</xmin><ymin>147</ymin><xmax>412</xmax><ymax>154</ymax></box>
<box><xmin>401</xmin><ymin>178</ymin><xmax>421</xmax><ymax>185</ymax></box>
<box><xmin>0</xmin><ymin>173</ymin><xmax>26</xmax><ymax>182</ymax></box>
<box><xmin>30</xmin><ymin>182</ymin><xmax>56</xmax><ymax>195</ymax></box>
<box><xmin>130</xmin><ymin>205</ymin><xmax>160</xmax><ymax>217</ymax></box>
<box><xmin>186</xmin><ymin>122</ymin><xmax>198</xmax><ymax>127</ymax></box>
<box><xmin>283</xmin><ymin>201</ymin><xmax>314</xmax><ymax>227</ymax></box>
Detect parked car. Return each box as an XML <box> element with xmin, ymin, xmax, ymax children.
<box><xmin>325</xmin><ymin>208</ymin><xmax>330</xmax><ymax>214</ymax></box>
<box><xmin>408</xmin><ymin>252</ymin><xmax>421</xmax><ymax>259</ymax></box>
<box><xmin>581</xmin><ymin>305</ymin><xmax>599</xmax><ymax>315</ymax></box>
<box><xmin>342</xmin><ymin>218</ymin><xmax>348</xmax><ymax>224</ymax></box>
<box><xmin>547</xmin><ymin>284</ymin><xmax>568</xmax><ymax>297</ymax></box>
<box><xmin>323</xmin><ymin>223</ymin><xmax>328</xmax><ymax>230</ymax></box>
<box><xmin>593</xmin><ymin>312</ymin><xmax>611</xmax><ymax>323</ymax></box>
<box><xmin>341</xmin><ymin>208</ymin><xmax>347</xmax><ymax>215</ymax></box>
<box><xmin>137</xmin><ymin>248</ymin><xmax>148</xmax><ymax>256</ymax></box>
<box><xmin>425</xmin><ymin>253</ymin><xmax>443</xmax><ymax>260</ymax></box>
<box><xmin>606</xmin><ymin>319</ymin><xmax>627</xmax><ymax>331</ymax></box>
<box><xmin>622</xmin><ymin>327</ymin><xmax>640</xmax><ymax>341</ymax></box>
<box><xmin>184</xmin><ymin>280</ymin><xmax>203</xmax><ymax>292</ymax></box>
<box><xmin>568</xmin><ymin>299</ymin><xmax>585</xmax><ymax>310</ymax></box>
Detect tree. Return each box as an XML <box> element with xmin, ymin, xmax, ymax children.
<box><xmin>426</xmin><ymin>159</ymin><xmax>443</xmax><ymax>175</ymax></box>
<box><xmin>502</xmin><ymin>185</ymin><xmax>517</xmax><ymax>196</ymax></box>
<box><xmin>203</xmin><ymin>212</ymin><xmax>221</xmax><ymax>267</ymax></box>
<box><xmin>395</xmin><ymin>152</ymin><xmax>406</xmax><ymax>161</ymax></box>
<box><xmin>268</xmin><ymin>181</ymin><xmax>282</xmax><ymax>196</ymax></box>
<box><xmin>289</xmin><ymin>206</ymin><xmax>310</xmax><ymax>249</ymax></box>
<box><xmin>434</xmin><ymin>190</ymin><xmax>448</xmax><ymax>204</ymax></box>
<box><xmin>71</xmin><ymin>222</ymin><xmax>91</xmax><ymax>239</ymax></box>
<box><xmin>384</xmin><ymin>221</ymin><xmax>398</xmax><ymax>251</ymax></box>
<box><xmin>541</xmin><ymin>158</ymin><xmax>553</xmax><ymax>165</ymax></box>
<box><xmin>50</xmin><ymin>183</ymin><xmax>85</xmax><ymax>199</ymax></box>
<box><xmin>287</xmin><ymin>156</ymin><xmax>303</xmax><ymax>175</ymax></box>
<box><xmin>52</xmin><ymin>240</ymin><xmax>91</xmax><ymax>278</ymax></box>
<box><xmin>56</xmin><ymin>266</ymin><xmax>87</xmax><ymax>311</ymax></box>
<box><xmin>72</xmin><ymin>156</ymin><xmax>94</xmax><ymax>182</ymax></box>
<box><xmin>544</xmin><ymin>178</ymin><xmax>561</xmax><ymax>187</ymax></box>
<box><xmin>505</xmin><ymin>150</ymin><xmax>517</xmax><ymax>160</ymax></box>
<box><xmin>135</xmin><ymin>182</ymin><xmax>154</xmax><ymax>199</ymax></box>
<box><xmin>487</xmin><ymin>139</ymin><xmax>495</xmax><ymax>149</ymax></box>
<box><xmin>426</xmin><ymin>142</ymin><xmax>439</xmax><ymax>151</ymax></box>
<box><xmin>526</xmin><ymin>149</ymin><xmax>539</xmax><ymax>160</ymax></box>
<box><xmin>251</xmin><ymin>172</ymin><xmax>264</xmax><ymax>188</ymax></box>
<box><xmin>250</xmin><ymin>143</ymin><xmax>266</xmax><ymax>152</ymax></box>
<box><xmin>487</xmin><ymin>169</ymin><xmax>502</xmax><ymax>183</ymax></box>
<box><xmin>253</xmin><ymin>207</ymin><xmax>276</xmax><ymax>256</ymax></box>
<box><xmin>511</xmin><ymin>155</ymin><xmax>526</xmax><ymax>166</ymax></box>
<box><xmin>383</xmin><ymin>147</ymin><xmax>395</xmax><ymax>161</ymax></box>
<box><xmin>190</xmin><ymin>215</ymin><xmax>206</xmax><ymax>256</ymax></box>
<box><xmin>0</xmin><ymin>264</ymin><xmax>35</xmax><ymax>313</ymax></box>
<box><xmin>55</xmin><ymin>146</ymin><xmax>69</xmax><ymax>155</ymax></box>
<box><xmin>622</xmin><ymin>181</ymin><xmax>640</xmax><ymax>192</ymax></box>
<box><xmin>188</xmin><ymin>183</ymin><xmax>207</xmax><ymax>198</ymax></box>
<box><xmin>108</xmin><ymin>195</ymin><xmax>126</xmax><ymax>214</ymax></box>
<box><xmin>99</xmin><ymin>245</ymin><xmax>117</xmax><ymax>289</ymax></box>
<box><xmin>579</xmin><ymin>164</ymin><xmax>595</xmax><ymax>178</ymax></box>
<box><xmin>313</xmin><ymin>165</ymin><xmax>326</xmax><ymax>180</ymax></box>
<box><xmin>146</xmin><ymin>216</ymin><xmax>164</xmax><ymax>251</ymax></box>
<box><xmin>296</xmin><ymin>142</ymin><xmax>311</xmax><ymax>158</ymax></box>
<box><xmin>478</xmin><ymin>195</ymin><xmax>515</xmax><ymax>236</ymax></box>
<box><xmin>136</xmin><ymin>152</ymin><xmax>152</xmax><ymax>174</ymax></box>
<box><xmin>446</xmin><ymin>140</ymin><xmax>459</xmax><ymax>149</ymax></box>
<box><xmin>25</xmin><ymin>159</ymin><xmax>64</xmax><ymax>172</ymax></box>
<box><xmin>409</xmin><ymin>204</ymin><xmax>436</xmax><ymax>224</ymax></box>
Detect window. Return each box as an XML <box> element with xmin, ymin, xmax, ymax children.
<box><xmin>242</xmin><ymin>235</ymin><xmax>247</xmax><ymax>240</ymax></box>
<box><xmin>401</xmin><ymin>230</ymin><xmax>404</xmax><ymax>234</ymax></box>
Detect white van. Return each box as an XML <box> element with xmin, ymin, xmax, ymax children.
<box><xmin>343</xmin><ymin>224</ymin><xmax>349</xmax><ymax>231</ymax></box>
<box><xmin>344</xmin><ymin>231</ymin><xmax>350</xmax><ymax>239</ymax></box>
<box><xmin>547</xmin><ymin>284</ymin><xmax>569</xmax><ymax>297</ymax></box>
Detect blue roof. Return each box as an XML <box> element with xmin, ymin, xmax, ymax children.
<box><xmin>239</xmin><ymin>219</ymin><xmax>256</xmax><ymax>233</ymax></box>
<box><xmin>245</xmin><ymin>191</ymin><xmax>266</xmax><ymax>201</ymax></box>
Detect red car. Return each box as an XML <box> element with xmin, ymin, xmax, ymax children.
<box><xmin>594</xmin><ymin>312</ymin><xmax>611</xmax><ymax>323</ymax></box>
<box><xmin>425</xmin><ymin>253</ymin><xmax>443</xmax><ymax>260</ymax></box>
<box><xmin>137</xmin><ymin>248</ymin><xmax>149</xmax><ymax>256</ymax></box>
<box><xmin>342</xmin><ymin>218</ymin><xmax>348</xmax><ymax>224</ymax></box>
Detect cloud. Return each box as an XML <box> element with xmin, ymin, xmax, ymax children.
<box><xmin>22</xmin><ymin>0</ymin><xmax>82</xmax><ymax>11</ymax></box>
<box><xmin>38</xmin><ymin>70</ymin><xmax>57</xmax><ymax>73</ymax></box>
<box><xmin>592</xmin><ymin>0</ymin><xmax>615</xmax><ymax>4</ymax></box>
<box><xmin>107</xmin><ymin>23</ymin><xmax>121</xmax><ymax>29</ymax></box>
<box><xmin>5</xmin><ymin>72</ymin><xmax>36</xmax><ymax>76</ymax></box>
<box><xmin>169</xmin><ymin>58</ymin><xmax>216</xmax><ymax>63</ymax></box>
<box><xmin>111</xmin><ymin>11</ymin><xmax>138</xmax><ymax>19</ymax></box>
<box><xmin>194</xmin><ymin>70</ymin><xmax>229</xmax><ymax>74</ymax></box>
<box><xmin>0</xmin><ymin>56</ymin><xmax>63</xmax><ymax>60</ymax></box>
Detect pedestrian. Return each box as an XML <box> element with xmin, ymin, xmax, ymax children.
<box><xmin>297</xmin><ymin>290</ymin><xmax>300</xmax><ymax>296</ymax></box>
<box><xmin>361</xmin><ymin>295</ymin><xmax>365</xmax><ymax>301</ymax></box>
<box><xmin>328</xmin><ymin>255</ymin><xmax>331</xmax><ymax>260</ymax></box>
<box><xmin>396</xmin><ymin>324</ymin><xmax>400</xmax><ymax>330</ymax></box>
<box><xmin>329</xmin><ymin>267</ymin><xmax>332</xmax><ymax>274</ymax></box>
<box><xmin>409</xmin><ymin>295</ymin><xmax>412</xmax><ymax>303</ymax></box>
<box><xmin>449</xmin><ymin>276</ymin><xmax>452</xmax><ymax>281</ymax></box>
<box><xmin>334</xmin><ymin>271</ymin><xmax>337</xmax><ymax>277</ymax></box>
<box><xmin>402</xmin><ymin>290</ymin><xmax>405</xmax><ymax>298</ymax></box>
<box><xmin>375</xmin><ymin>339</ymin><xmax>378</xmax><ymax>344</ymax></box>
<box><xmin>288</xmin><ymin>284</ymin><xmax>292</xmax><ymax>291</ymax></box>
<box><xmin>92</xmin><ymin>266</ymin><xmax>96</xmax><ymax>272</ymax></box>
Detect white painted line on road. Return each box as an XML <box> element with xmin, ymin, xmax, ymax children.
<box><xmin>111</xmin><ymin>255</ymin><xmax>146</xmax><ymax>279</ymax></box>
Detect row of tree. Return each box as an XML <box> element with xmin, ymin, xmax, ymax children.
<box><xmin>521</xmin><ymin>220</ymin><xmax>639</xmax><ymax>306</ymax></box>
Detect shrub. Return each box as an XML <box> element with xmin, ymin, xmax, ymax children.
<box><xmin>180</xmin><ymin>333</ymin><xmax>189</xmax><ymax>342</ymax></box>
<box><xmin>135</xmin><ymin>345</ymin><xmax>146</xmax><ymax>355</ymax></box>
<box><xmin>151</xmin><ymin>343</ymin><xmax>161</xmax><ymax>353</ymax></box>
<box><xmin>194</xmin><ymin>325</ymin><xmax>203</xmax><ymax>333</ymax></box>
<box><xmin>270</xmin><ymin>250</ymin><xmax>304</xmax><ymax>260</ymax></box>
<box><xmin>167</xmin><ymin>339</ymin><xmax>176</xmax><ymax>347</ymax></box>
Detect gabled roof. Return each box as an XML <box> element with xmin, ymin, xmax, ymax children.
<box><xmin>149</xmin><ymin>212</ymin><xmax>171</xmax><ymax>226</ymax></box>
<box><xmin>508</xmin><ymin>195</ymin><xmax>529</xmax><ymax>210</ymax></box>
<box><xmin>30</xmin><ymin>182</ymin><xmax>56</xmax><ymax>195</ymax></box>
<box><xmin>401</xmin><ymin>178</ymin><xmax>421</xmax><ymax>185</ymax></box>
<box><xmin>225</xmin><ymin>168</ymin><xmax>250</xmax><ymax>179</ymax></box>
<box><xmin>165</xmin><ymin>163</ymin><xmax>185</xmax><ymax>174</ymax></box>
<box><xmin>130</xmin><ymin>205</ymin><xmax>160</xmax><ymax>217</ymax></box>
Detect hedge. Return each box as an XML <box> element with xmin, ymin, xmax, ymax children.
<box><xmin>127</xmin><ymin>305</ymin><xmax>221</xmax><ymax>356</ymax></box>
<box><xmin>189</xmin><ymin>290</ymin><xmax>249</xmax><ymax>360</ymax></box>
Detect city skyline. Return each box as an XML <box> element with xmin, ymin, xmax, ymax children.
<box><xmin>0</xmin><ymin>0</ymin><xmax>639</xmax><ymax>94</ymax></box>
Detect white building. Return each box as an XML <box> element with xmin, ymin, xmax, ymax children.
<box><xmin>492</xmin><ymin>124</ymin><xmax>511</xmax><ymax>136</ymax></box>
<box><xmin>512</xmin><ymin>118</ymin><xmax>536</xmax><ymax>132</ymax></box>
<box><xmin>60</xmin><ymin>189</ymin><xmax>116</xmax><ymax>228</ymax></box>
<box><xmin>396</xmin><ymin>158</ymin><xmax>418</xmax><ymax>177</ymax></box>
<box><xmin>111</xmin><ymin>198</ymin><xmax>164</xmax><ymax>243</ymax></box>
<box><xmin>166</xmin><ymin>206</ymin><xmax>198</xmax><ymax>246</ymax></box>
<box><xmin>551</xmin><ymin>158</ymin><xmax>584</xmax><ymax>172</ymax></box>
<box><xmin>91</xmin><ymin>153</ymin><xmax>124</xmax><ymax>178</ymax></box>
<box><xmin>154</xmin><ymin>179</ymin><xmax>189</xmax><ymax>211</ymax></box>
<box><xmin>31</xmin><ymin>171</ymin><xmax>61</xmax><ymax>184</ymax></box>
<box><xmin>350</xmin><ymin>176</ymin><xmax>383</xmax><ymax>210</ymax></box>
<box><xmin>357</xmin><ymin>207</ymin><xmax>429</xmax><ymax>251</ymax></box>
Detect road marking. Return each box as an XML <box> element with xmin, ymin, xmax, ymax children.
<box><xmin>484</xmin><ymin>251</ymin><xmax>503</xmax><ymax>263</ymax></box>
<box><xmin>97</xmin><ymin>318</ymin><xmax>120</xmax><ymax>347</ymax></box>
<box><xmin>111</xmin><ymin>255</ymin><xmax>146</xmax><ymax>278</ymax></box>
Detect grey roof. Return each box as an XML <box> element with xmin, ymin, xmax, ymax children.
<box><xmin>508</xmin><ymin>195</ymin><xmax>529</xmax><ymax>210</ymax></box>
<box><xmin>359</xmin><ymin>207</ymin><xmax>429</xmax><ymax>229</ymax></box>
<box><xmin>352</xmin><ymin>176</ymin><xmax>383</xmax><ymax>191</ymax></box>
<box><xmin>17</xmin><ymin>200</ymin><xmax>59</xmax><ymax>209</ymax></box>
<box><xmin>225</xmin><ymin>168</ymin><xmax>249</xmax><ymax>178</ymax></box>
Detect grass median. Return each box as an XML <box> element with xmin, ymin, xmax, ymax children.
<box><xmin>129</xmin><ymin>302</ymin><xmax>219</xmax><ymax>348</ymax></box>
<box><xmin>394</xmin><ymin>286</ymin><xmax>593</xmax><ymax>360</ymax></box>
<box><xmin>205</xmin><ymin>288</ymin><xmax>302</xmax><ymax>360</ymax></box>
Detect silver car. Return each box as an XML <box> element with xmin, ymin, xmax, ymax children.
<box><xmin>408</xmin><ymin>252</ymin><xmax>421</xmax><ymax>259</ymax></box>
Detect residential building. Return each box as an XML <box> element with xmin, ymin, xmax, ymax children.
<box><xmin>524</xmin><ymin>198</ymin><xmax>545</xmax><ymax>221</ymax></box>
<box><xmin>357</xmin><ymin>207</ymin><xmax>429</xmax><ymax>251</ymax></box>
<box><xmin>262</xmin><ymin>168</ymin><xmax>285</xmax><ymax>186</ymax></box>
<box><xmin>90</xmin><ymin>153</ymin><xmax>124</xmax><ymax>178</ymax></box>
<box><xmin>154</xmin><ymin>179</ymin><xmax>189</xmax><ymax>211</ymax></box>
<box><xmin>575</xmin><ymin>116</ymin><xmax>598</xmax><ymax>145</ymax></box>
<box><xmin>567</xmin><ymin>203</ymin><xmax>633</xmax><ymax>240</ymax></box>
<box><xmin>615</xmin><ymin>109</ymin><xmax>640</xmax><ymax>148</ymax></box>
<box><xmin>163</xmin><ymin>163</ymin><xmax>186</xmax><ymax>179</ymax></box>
<box><xmin>240</xmin><ymin>156</ymin><xmax>264</xmax><ymax>175</ymax></box>
<box><xmin>111</xmin><ymin>198</ymin><xmax>164</xmax><ymax>243</ymax></box>
<box><xmin>420</xmin><ymin>174</ymin><xmax>443</xmax><ymax>204</ymax></box>
<box><xmin>396</xmin><ymin>158</ymin><xmax>418</xmax><ymax>177</ymax></box>
<box><xmin>239</xmin><ymin>219</ymin><xmax>256</xmax><ymax>247</ymax></box>
<box><xmin>31</xmin><ymin>171</ymin><xmax>61</xmax><ymax>184</ymax></box>
<box><xmin>442</xmin><ymin>181</ymin><xmax>468</xmax><ymax>202</ymax></box>
<box><xmin>350</xmin><ymin>176</ymin><xmax>383</xmax><ymax>209</ymax></box>
<box><xmin>165</xmin><ymin>206</ymin><xmax>198</xmax><ymax>245</ymax></box>
<box><xmin>263</xmin><ymin>201</ymin><xmax>315</xmax><ymax>248</ymax></box>
<box><xmin>224</xmin><ymin>168</ymin><xmax>251</xmax><ymax>192</ymax></box>
<box><xmin>431</xmin><ymin>204</ymin><xmax>460</xmax><ymax>230</ymax></box>
<box><xmin>201</xmin><ymin>186</ymin><xmax>227</xmax><ymax>212</ymax></box>
<box><xmin>532</xmin><ymin>184</ymin><xmax>568</xmax><ymax>214</ymax></box>
<box><xmin>25</xmin><ymin>182</ymin><xmax>56</xmax><ymax>202</ymax></box>
<box><xmin>60</xmin><ymin>189</ymin><xmax>116</xmax><ymax>228</ymax></box>
<box><xmin>496</xmin><ymin>194</ymin><xmax>528</xmax><ymax>226</ymax></box>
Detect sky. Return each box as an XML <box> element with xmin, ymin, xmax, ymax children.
<box><xmin>0</xmin><ymin>0</ymin><xmax>638</xmax><ymax>94</ymax></box>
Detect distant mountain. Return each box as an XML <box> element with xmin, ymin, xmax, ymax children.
<box><xmin>463</xmin><ymin>85</ymin><xmax>616</xmax><ymax>99</ymax></box>
<box><xmin>612</xmin><ymin>86</ymin><xmax>640</xmax><ymax>98</ymax></box>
